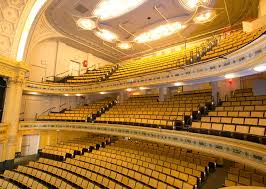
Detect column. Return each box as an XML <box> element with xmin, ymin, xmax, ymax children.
<box><xmin>118</xmin><ymin>91</ymin><xmax>129</xmax><ymax>104</ymax></box>
<box><xmin>211</xmin><ymin>81</ymin><xmax>219</xmax><ymax>105</ymax></box>
<box><xmin>159</xmin><ymin>87</ymin><xmax>170</xmax><ymax>102</ymax></box>
<box><xmin>1</xmin><ymin>78</ymin><xmax>23</xmax><ymax>169</ymax></box>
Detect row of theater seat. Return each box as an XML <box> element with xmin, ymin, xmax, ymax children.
<box><xmin>54</xmin><ymin>26</ymin><xmax>266</xmax><ymax>84</ymax></box>
<box><xmin>190</xmin><ymin>88</ymin><xmax>266</xmax><ymax>144</ymax></box>
<box><xmin>66</xmin><ymin>64</ymin><xmax>119</xmax><ymax>83</ymax></box>
<box><xmin>37</xmin><ymin>98</ymin><xmax>115</xmax><ymax>122</ymax></box>
<box><xmin>224</xmin><ymin>162</ymin><xmax>266</xmax><ymax>187</ymax></box>
<box><xmin>1</xmin><ymin>137</ymin><xmax>217</xmax><ymax>189</ymax></box>
<box><xmin>96</xmin><ymin>90</ymin><xmax>212</xmax><ymax>128</ymax></box>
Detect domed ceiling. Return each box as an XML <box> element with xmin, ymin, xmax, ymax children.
<box><xmin>45</xmin><ymin>0</ymin><xmax>259</xmax><ymax>63</ymax></box>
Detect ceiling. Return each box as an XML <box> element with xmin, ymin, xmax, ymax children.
<box><xmin>45</xmin><ymin>0</ymin><xmax>259</xmax><ymax>63</ymax></box>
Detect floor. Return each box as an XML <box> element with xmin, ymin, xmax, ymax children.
<box><xmin>201</xmin><ymin>160</ymin><xmax>233</xmax><ymax>189</ymax></box>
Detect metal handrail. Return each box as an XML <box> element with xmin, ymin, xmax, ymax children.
<box><xmin>40</xmin><ymin>107</ymin><xmax>56</xmax><ymax>116</ymax></box>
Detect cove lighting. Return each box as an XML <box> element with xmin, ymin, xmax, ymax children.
<box><xmin>95</xmin><ymin>29</ymin><xmax>118</xmax><ymax>42</ymax></box>
<box><xmin>253</xmin><ymin>65</ymin><xmax>266</xmax><ymax>72</ymax></box>
<box><xmin>93</xmin><ymin>0</ymin><xmax>147</xmax><ymax>20</ymax></box>
<box><xmin>117</xmin><ymin>42</ymin><xmax>132</xmax><ymax>50</ymax></box>
<box><xmin>134</xmin><ymin>22</ymin><xmax>184</xmax><ymax>43</ymax></box>
<box><xmin>193</xmin><ymin>10</ymin><xmax>216</xmax><ymax>24</ymax></box>
<box><xmin>77</xmin><ymin>18</ymin><xmax>96</xmax><ymax>30</ymax></box>
<box><xmin>17</xmin><ymin>0</ymin><xmax>48</xmax><ymax>61</ymax></box>
<box><xmin>178</xmin><ymin>0</ymin><xmax>211</xmax><ymax>11</ymax></box>
<box><xmin>224</xmin><ymin>73</ymin><xmax>236</xmax><ymax>79</ymax></box>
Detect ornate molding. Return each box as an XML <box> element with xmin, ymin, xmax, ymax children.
<box><xmin>0</xmin><ymin>55</ymin><xmax>30</xmax><ymax>80</ymax></box>
<box><xmin>0</xmin><ymin>123</ymin><xmax>8</xmax><ymax>142</ymax></box>
<box><xmin>24</xmin><ymin>35</ymin><xmax>266</xmax><ymax>94</ymax></box>
<box><xmin>19</xmin><ymin>121</ymin><xmax>266</xmax><ymax>173</ymax></box>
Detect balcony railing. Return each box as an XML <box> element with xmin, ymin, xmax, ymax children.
<box><xmin>19</xmin><ymin>121</ymin><xmax>266</xmax><ymax>173</ymax></box>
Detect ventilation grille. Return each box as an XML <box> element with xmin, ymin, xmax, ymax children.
<box><xmin>75</xmin><ymin>4</ymin><xmax>88</xmax><ymax>14</ymax></box>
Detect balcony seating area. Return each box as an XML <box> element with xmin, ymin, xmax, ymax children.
<box><xmin>106</xmin><ymin>27</ymin><xmax>265</xmax><ymax>82</ymax></box>
<box><xmin>37</xmin><ymin>98</ymin><xmax>115</xmax><ymax>122</ymax></box>
<box><xmin>202</xmin><ymin>26</ymin><xmax>266</xmax><ymax>61</ymax></box>
<box><xmin>190</xmin><ymin>88</ymin><xmax>266</xmax><ymax>144</ymax></box>
<box><xmin>108</xmin><ymin>41</ymin><xmax>216</xmax><ymax>81</ymax></box>
<box><xmin>224</xmin><ymin>162</ymin><xmax>266</xmax><ymax>187</ymax></box>
<box><xmin>96</xmin><ymin>90</ymin><xmax>212</xmax><ymax>129</ymax></box>
<box><xmin>66</xmin><ymin>64</ymin><xmax>119</xmax><ymax>83</ymax></box>
<box><xmin>39</xmin><ymin>135</ymin><xmax>111</xmax><ymax>161</ymax></box>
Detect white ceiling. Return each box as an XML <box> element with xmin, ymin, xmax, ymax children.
<box><xmin>45</xmin><ymin>0</ymin><xmax>259</xmax><ymax>63</ymax></box>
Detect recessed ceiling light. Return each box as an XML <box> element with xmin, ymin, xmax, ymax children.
<box><xmin>95</xmin><ymin>29</ymin><xmax>118</xmax><ymax>42</ymax></box>
<box><xmin>100</xmin><ymin>92</ymin><xmax>106</xmax><ymax>94</ymax></box>
<box><xmin>224</xmin><ymin>73</ymin><xmax>236</xmax><ymax>79</ymax></box>
<box><xmin>93</xmin><ymin>0</ymin><xmax>147</xmax><ymax>20</ymax></box>
<box><xmin>77</xmin><ymin>18</ymin><xmax>96</xmax><ymax>30</ymax></box>
<box><xmin>134</xmin><ymin>22</ymin><xmax>185</xmax><ymax>43</ymax></box>
<box><xmin>126</xmin><ymin>88</ymin><xmax>133</xmax><ymax>92</ymax></box>
<box><xmin>253</xmin><ymin>65</ymin><xmax>266</xmax><ymax>72</ymax></box>
<box><xmin>193</xmin><ymin>10</ymin><xmax>216</xmax><ymax>24</ymax></box>
<box><xmin>178</xmin><ymin>0</ymin><xmax>211</xmax><ymax>11</ymax></box>
<box><xmin>117</xmin><ymin>42</ymin><xmax>132</xmax><ymax>49</ymax></box>
<box><xmin>139</xmin><ymin>87</ymin><xmax>148</xmax><ymax>90</ymax></box>
<box><xmin>76</xmin><ymin>94</ymin><xmax>82</xmax><ymax>96</ymax></box>
<box><xmin>174</xmin><ymin>82</ymin><xmax>183</xmax><ymax>86</ymax></box>
<box><xmin>64</xmin><ymin>94</ymin><xmax>69</xmax><ymax>96</ymax></box>
<box><xmin>29</xmin><ymin>92</ymin><xmax>39</xmax><ymax>95</ymax></box>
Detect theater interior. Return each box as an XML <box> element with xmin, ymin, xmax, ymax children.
<box><xmin>0</xmin><ymin>0</ymin><xmax>266</xmax><ymax>188</ymax></box>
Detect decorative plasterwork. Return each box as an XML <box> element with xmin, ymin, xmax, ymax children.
<box><xmin>23</xmin><ymin>35</ymin><xmax>266</xmax><ymax>94</ymax></box>
<box><xmin>0</xmin><ymin>56</ymin><xmax>30</xmax><ymax>79</ymax></box>
<box><xmin>0</xmin><ymin>0</ymin><xmax>28</xmax><ymax>58</ymax></box>
<box><xmin>0</xmin><ymin>123</ymin><xmax>8</xmax><ymax>142</ymax></box>
<box><xmin>19</xmin><ymin>121</ymin><xmax>266</xmax><ymax>173</ymax></box>
<box><xmin>26</xmin><ymin>13</ymin><xmax>63</xmax><ymax>58</ymax></box>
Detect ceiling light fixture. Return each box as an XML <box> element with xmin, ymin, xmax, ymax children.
<box><xmin>93</xmin><ymin>0</ymin><xmax>147</xmax><ymax>20</ymax></box>
<box><xmin>77</xmin><ymin>18</ymin><xmax>96</xmax><ymax>30</ymax></box>
<box><xmin>193</xmin><ymin>10</ymin><xmax>216</xmax><ymax>23</ymax></box>
<box><xmin>117</xmin><ymin>42</ymin><xmax>132</xmax><ymax>49</ymax></box>
<box><xmin>76</xmin><ymin>94</ymin><xmax>83</xmax><ymax>96</ymax></box>
<box><xmin>134</xmin><ymin>22</ymin><xmax>185</xmax><ymax>43</ymax></box>
<box><xmin>100</xmin><ymin>92</ymin><xmax>107</xmax><ymax>94</ymax></box>
<box><xmin>64</xmin><ymin>94</ymin><xmax>69</xmax><ymax>96</ymax></box>
<box><xmin>178</xmin><ymin>0</ymin><xmax>211</xmax><ymax>11</ymax></box>
<box><xmin>253</xmin><ymin>65</ymin><xmax>266</xmax><ymax>72</ymax></box>
<box><xmin>95</xmin><ymin>29</ymin><xmax>118</xmax><ymax>42</ymax></box>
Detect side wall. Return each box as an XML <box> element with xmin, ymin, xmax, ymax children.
<box><xmin>27</xmin><ymin>40</ymin><xmax>113</xmax><ymax>82</ymax></box>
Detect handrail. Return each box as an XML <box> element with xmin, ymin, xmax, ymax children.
<box><xmin>59</xmin><ymin>103</ymin><xmax>67</xmax><ymax>109</ymax></box>
<box><xmin>40</xmin><ymin>107</ymin><xmax>56</xmax><ymax>116</ymax></box>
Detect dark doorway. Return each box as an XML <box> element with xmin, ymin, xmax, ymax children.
<box><xmin>0</xmin><ymin>78</ymin><xmax>7</xmax><ymax>122</ymax></box>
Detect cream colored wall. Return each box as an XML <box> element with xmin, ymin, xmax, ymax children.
<box><xmin>38</xmin><ymin>130</ymin><xmax>89</xmax><ymax>149</ymax></box>
<box><xmin>28</xmin><ymin>39</ymin><xmax>113</xmax><ymax>82</ymax></box>
<box><xmin>259</xmin><ymin>0</ymin><xmax>266</xmax><ymax>17</ymax></box>
<box><xmin>20</xmin><ymin>95</ymin><xmax>82</xmax><ymax>121</ymax></box>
